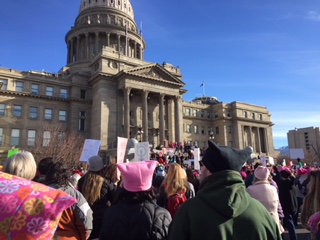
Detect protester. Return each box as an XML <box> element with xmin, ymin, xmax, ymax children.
<box><xmin>294</xmin><ymin>167</ymin><xmax>309</xmax><ymax>226</ymax></box>
<box><xmin>186</xmin><ymin>166</ymin><xmax>200</xmax><ymax>195</ymax></box>
<box><xmin>157</xmin><ymin>163</ymin><xmax>193</xmax><ymax>217</ymax></box>
<box><xmin>46</xmin><ymin>161</ymin><xmax>93</xmax><ymax>240</ymax></box>
<box><xmin>168</xmin><ymin>140</ymin><xmax>282</xmax><ymax>240</ymax></box>
<box><xmin>301</xmin><ymin>170</ymin><xmax>320</xmax><ymax>240</ymax></box>
<box><xmin>4</xmin><ymin>151</ymin><xmax>37</xmax><ymax>180</ymax></box>
<box><xmin>33</xmin><ymin>156</ymin><xmax>54</xmax><ymax>183</ymax></box>
<box><xmin>152</xmin><ymin>164</ymin><xmax>166</xmax><ymax>190</ymax></box>
<box><xmin>78</xmin><ymin>156</ymin><xmax>117</xmax><ymax>240</ymax></box>
<box><xmin>278</xmin><ymin>168</ymin><xmax>298</xmax><ymax>240</ymax></box>
<box><xmin>99</xmin><ymin>160</ymin><xmax>172</xmax><ymax>240</ymax></box>
<box><xmin>247</xmin><ymin>166</ymin><xmax>284</xmax><ymax>235</ymax></box>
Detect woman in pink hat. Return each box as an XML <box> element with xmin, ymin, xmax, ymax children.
<box><xmin>247</xmin><ymin>166</ymin><xmax>284</xmax><ymax>235</ymax></box>
<box><xmin>99</xmin><ymin>160</ymin><xmax>172</xmax><ymax>240</ymax></box>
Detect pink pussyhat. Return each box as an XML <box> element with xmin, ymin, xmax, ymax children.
<box><xmin>117</xmin><ymin>160</ymin><xmax>158</xmax><ymax>192</ymax></box>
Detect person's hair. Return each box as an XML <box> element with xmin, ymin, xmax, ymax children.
<box><xmin>81</xmin><ymin>168</ymin><xmax>106</xmax><ymax>204</ymax></box>
<box><xmin>4</xmin><ymin>151</ymin><xmax>37</xmax><ymax>180</ymax></box>
<box><xmin>185</xmin><ymin>167</ymin><xmax>197</xmax><ymax>185</ymax></box>
<box><xmin>37</xmin><ymin>157</ymin><xmax>54</xmax><ymax>175</ymax></box>
<box><xmin>105</xmin><ymin>164</ymin><xmax>118</xmax><ymax>183</ymax></box>
<box><xmin>163</xmin><ymin>163</ymin><xmax>189</xmax><ymax>197</ymax></box>
<box><xmin>45</xmin><ymin>161</ymin><xmax>72</xmax><ymax>187</ymax></box>
<box><xmin>301</xmin><ymin>170</ymin><xmax>320</xmax><ymax>226</ymax></box>
<box><xmin>114</xmin><ymin>187</ymin><xmax>156</xmax><ymax>204</ymax></box>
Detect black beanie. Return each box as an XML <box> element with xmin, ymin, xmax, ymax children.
<box><xmin>201</xmin><ymin>140</ymin><xmax>252</xmax><ymax>173</ymax></box>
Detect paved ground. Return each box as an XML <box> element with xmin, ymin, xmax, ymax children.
<box><xmin>283</xmin><ymin>222</ymin><xmax>312</xmax><ymax>240</ymax></box>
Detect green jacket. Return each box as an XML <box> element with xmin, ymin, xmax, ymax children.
<box><xmin>168</xmin><ymin>170</ymin><xmax>282</xmax><ymax>240</ymax></box>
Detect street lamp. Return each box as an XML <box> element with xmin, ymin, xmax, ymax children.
<box><xmin>209</xmin><ymin>131</ymin><xmax>214</xmax><ymax>140</ymax></box>
<box><xmin>137</xmin><ymin>125</ymin><xmax>144</xmax><ymax>142</ymax></box>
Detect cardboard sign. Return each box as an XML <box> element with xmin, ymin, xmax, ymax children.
<box><xmin>80</xmin><ymin>139</ymin><xmax>101</xmax><ymax>162</ymax></box>
<box><xmin>134</xmin><ymin>142</ymin><xmax>150</xmax><ymax>161</ymax></box>
<box><xmin>117</xmin><ymin>137</ymin><xmax>128</xmax><ymax>164</ymax></box>
<box><xmin>193</xmin><ymin>148</ymin><xmax>201</xmax><ymax>170</ymax></box>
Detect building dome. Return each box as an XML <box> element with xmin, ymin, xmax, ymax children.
<box><xmin>79</xmin><ymin>0</ymin><xmax>134</xmax><ymax>21</ymax></box>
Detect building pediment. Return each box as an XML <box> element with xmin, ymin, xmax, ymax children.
<box><xmin>117</xmin><ymin>63</ymin><xmax>185</xmax><ymax>87</ymax></box>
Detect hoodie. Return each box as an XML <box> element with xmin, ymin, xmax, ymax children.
<box><xmin>168</xmin><ymin>170</ymin><xmax>282</xmax><ymax>240</ymax></box>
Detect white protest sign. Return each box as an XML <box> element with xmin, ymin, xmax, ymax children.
<box><xmin>117</xmin><ymin>137</ymin><xmax>128</xmax><ymax>164</ymax></box>
<box><xmin>289</xmin><ymin>149</ymin><xmax>305</xmax><ymax>159</ymax></box>
<box><xmin>80</xmin><ymin>139</ymin><xmax>101</xmax><ymax>162</ymax></box>
<box><xmin>193</xmin><ymin>148</ymin><xmax>201</xmax><ymax>170</ymax></box>
<box><xmin>261</xmin><ymin>156</ymin><xmax>267</xmax><ymax>166</ymax></box>
<box><xmin>134</xmin><ymin>142</ymin><xmax>150</xmax><ymax>161</ymax></box>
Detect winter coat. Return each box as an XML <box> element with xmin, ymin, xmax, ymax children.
<box><xmin>99</xmin><ymin>201</ymin><xmax>172</xmax><ymax>240</ymax></box>
<box><xmin>49</xmin><ymin>183</ymin><xmax>93</xmax><ymax>240</ymax></box>
<box><xmin>247</xmin><ymin>180</ymin><xmax>284</xmax><ymax>234</ymax></box>
<box><xmin>78</xmin><ymin>177</ymin><xmax>116</xmax><ymax>239</ymax></box>
<box><xmin>278</xmin><ymin>178</ymin><xmax>298</xmax><ymax>215</ymax></box>
<box><xmin>168</xmin><ymin>170</ymin><xmax>282</xmax><ymax>240</ymax></box>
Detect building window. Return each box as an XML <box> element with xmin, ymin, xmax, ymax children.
<box><xmin>29</xmin><ymin>107</ymin><xmax>38</xmax><ymax>119</ymax></box>
<box><xmin>13</xmin><ymin>105</ymin><xmax>22</xmax><ymax>118</ymax></box>
<box><xmin>60</xmin><ymin>88</ymin><xmax>68</xmax><ymax>98</ymax></box>
<box><xmin>244</xmin><ymin>111</ymin><xmax>248</xmax><ymax>118</ymax></box>
<box><xmin>187</xmin><ymin>125</ymin><xmax>191</xmax><ymax>133</ymax></box>
<box><xmin>200</xmin><ymin>111</ymin><xmax>204</xmax><ymax>117</ymax></box>
<box><xmin>201</xmin><ymin>126</ymin><xmax>205</xmax><ymax>134</ymax></box>
<box><xmin>15</xmin><ymin>81</ymin><xmax>24</xmax><ymax>92</ymax></box>
<box><xmin>252</xmin><ymin>113</ymin><xmax>255</xmax><ymax>119</ymax></box>
<box><xmin>44</xmin><ymin>108</ymin><xmax>53</xmax><ymax>120</ymax></box>
<box><xmin>194</xmin><ymin>125</ymin><xmax>199</xmax><ymax>134</ymax></box>
<box><xmin>227</xmin><ymin>111</ymin><xmax>231</xmax><ymax>117</ymax></box>
<box><xmin>259</xmin><ymin>114</ymin><xmax>263</xmax><ymax>120</ymax></box>
<box><xmin>79</xmin><ymin>111</ymin><xmax>86</xmax><ymax>131</ymax></box>
<box><xmin>193</xmin><ymin>109</ymin><xmax>198</xmax><ymax>117</ymax></box>
<box><xmin>207</xmin><ymin>111</ymin><xmax>211</xmax><ymax>119</ymax></box>
<box><xmin>59</xmin><ymin>110</ymin><xmax>67</xmax><ymax>121</ymax></box>
<box><xmin>27</xmin><ymin>130</ymin><xmax>36</xmax><ymax>146</ymax></box>
<box><xmin>215</xmin><ymin>127</ymin><xmax>220</xmax><ymax>134</ymax></box>
<box><xmin>31</xmin><ymin>84</ymin><xmax>40</xmax><ymax>94</ymax></box>
<box><xmin>228</xmin><ymin>126</ymin><xmax>232</xmax><ymax>134</ymax></box>
<box><xmin>80</xmin><ymin>89</ymin><xmax>86</xmax><ymax>99</ymax></box>
<box><xmin>0</xmin><ymin>79</ymin><xmax>8</xmax><ymax>90</ymax></box>
<box><xmin>43</xmin><ymin>131</ymin><xmax>51</xmax><ymax>147</ymax></box>
<box><xmin>214</xmin><ymin>112</ymin><xmax>218</xmax><ymax>118</ymax></box>
<box><xmin>0</xmin><ymin>128</ymin><xmax>3</xmax><ymax>145</ymax></box>
<box><xmin>185</xmin><ymin>108</ymin><xmax>190</xmax><ymax>116</ymax></box>
<box><xmin>46</xmin><ymin>86</ymin><xmax>54</xmax><ymax>96</ymax></box>
<box><xmin>11</xmin><ymin>129</ymin><xmax>20</xmax><ymax>146</ymax></box>
<box><xmin>0</xmin><ymin>104</ymin><xmax>5</xmax><ymax>116</ymax></box>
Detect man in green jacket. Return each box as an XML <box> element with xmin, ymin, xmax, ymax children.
<box><xmin>168</xmin><ymin>140</ymin><xmax>282</xmax><ymax>240</ymax></box>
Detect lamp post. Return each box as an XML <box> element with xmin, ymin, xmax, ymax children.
<box><xmin>137</xmin><ymin>125</ymin><xmax>144</xmax><ymax>142</ymax></box>
<box><xmin>209</xmin><ymin>131</ymin><xmax>214</xmax><ymax>140</ymax></box>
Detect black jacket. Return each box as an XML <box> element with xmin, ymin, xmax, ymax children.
<box><xmin>99</xmin><ymin>201</ymin><xmax>172</xmax><ymax>240</ymax></box>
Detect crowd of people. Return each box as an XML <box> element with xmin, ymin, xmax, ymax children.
<box><xmin>0</xmin><ymin>140</ymin><xmax>320</xmax><ymax>239</ymax></box>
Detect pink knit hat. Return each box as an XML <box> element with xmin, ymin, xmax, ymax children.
<box><xmin>117</xmin><ymin>160</ymin><xmax>158</xmax><ymax>192</ymax></box>
<box><xmin>254</xmin><ymin>166</ymin><xmax>270</xmax><ymax>180</ymax></box>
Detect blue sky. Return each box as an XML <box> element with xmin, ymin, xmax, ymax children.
<box><xmin>1</xmin><ymin>0</ymin><xmax>320</xmax><ymax>148</ymax></box>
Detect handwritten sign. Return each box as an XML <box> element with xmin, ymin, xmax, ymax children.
<box><xmin>80</xmin><ymin>139</ymin><xmax>101</xmax><ymax>162</ymax></box>
<box><xmin>117</xmin><ymin>137</ymin><xmax>128</xmax><ymax>164</ymax></box>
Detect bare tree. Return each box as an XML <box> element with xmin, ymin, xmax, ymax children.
<box><xmin>26</xmin><ymin>123</ymin><xmax>85</xmax><ymax>167</ymax></box>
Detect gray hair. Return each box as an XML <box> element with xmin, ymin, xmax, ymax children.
<box><xmin>4</xmin><ymin>151</ymin><xmax>37</xmax><ymax>180</ymax></box>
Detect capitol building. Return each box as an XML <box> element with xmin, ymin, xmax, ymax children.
<box><xmin>0</xmin><ymin>0</ymin><xmax>275</xmax><ymax>159</ymax></box>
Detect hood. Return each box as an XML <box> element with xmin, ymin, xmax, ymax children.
<box><xmin>197</xmin><ymin>170</ymin><xmax>250</xmax><ymax>218</ymax></box>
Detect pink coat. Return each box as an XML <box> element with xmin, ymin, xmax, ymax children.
<box><xmin>247</xmin><ymin>181</ymin><xmax>283</xmax><ymax>233</ymax></box>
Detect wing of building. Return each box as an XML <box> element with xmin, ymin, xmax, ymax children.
<box><xmin>0</xmin><ymin>0</ymin><xmax>275</xmax><ymax>160</ymax></box>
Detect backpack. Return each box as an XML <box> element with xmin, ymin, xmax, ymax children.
<box><xmin>167</xmin><ymin>193</ymin><xmax>187</xmax><ymax>217</ymax></box>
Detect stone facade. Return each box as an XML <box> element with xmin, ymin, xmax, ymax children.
<box><xmin>0</xmin><ymin>0</ymin><xmax>276</xmax><ymax>159</ymax></box>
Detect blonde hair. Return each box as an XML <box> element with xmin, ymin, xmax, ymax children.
<box><xmin>4</xmin><ymin>151</ymin><xmax>37</xmax><ymax>180</ymax></box>
<box><xmin>301</xmin><ymin>170</ymin><xmax>320</xmax><ymax>228</ymax></box>
<box><xmin>81</xmin><ymin>169</ymin><xmax>105</xmax><ymax>205</ymax></box>
<box><xmin>163</xmin><ymin>163</ymin><xmax>189</xmax><ymax>197</ymax></box>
